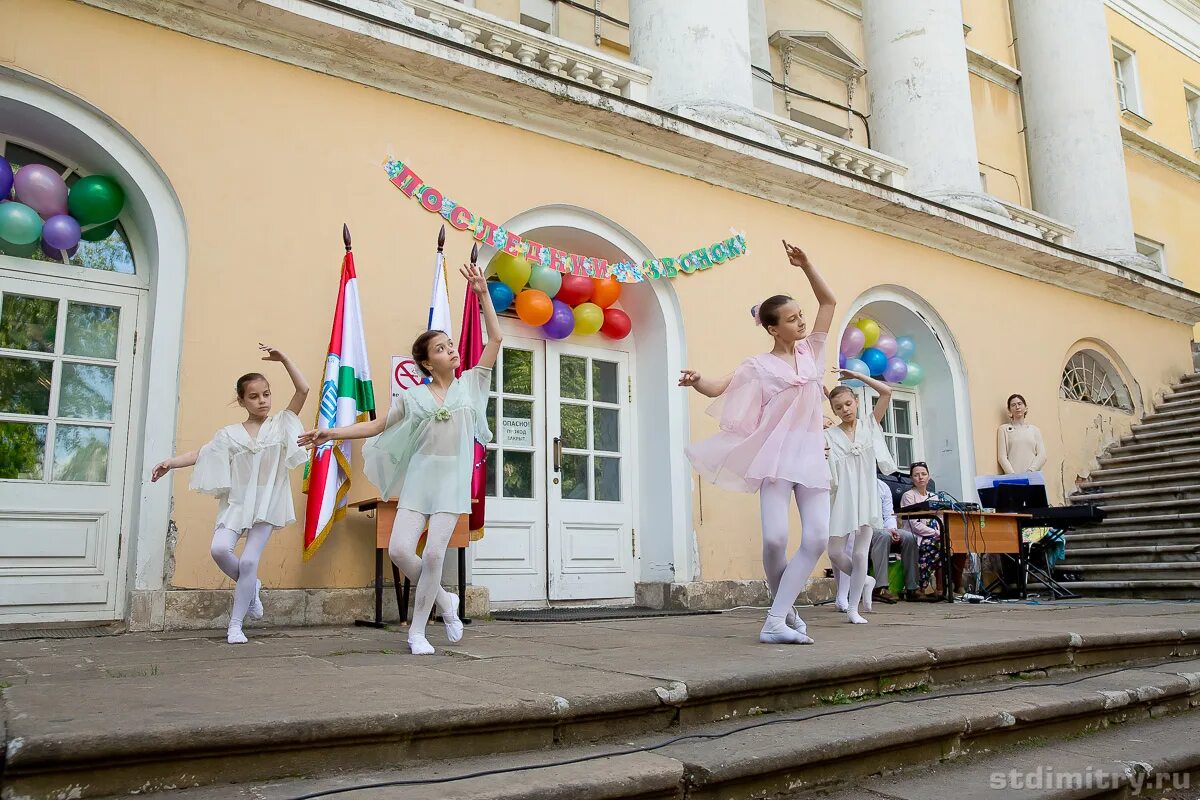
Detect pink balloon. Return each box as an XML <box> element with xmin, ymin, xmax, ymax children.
<box><xmin>876</xmin><ymin>334</ymin><xmax>898</xmax><ymax>358</ymax></box>
<box><xmin>883</xmin><ymin>357</ymin><xmax>909</xmax><ymax>384</ymax></box>
<box><xmin>13</xmin><ymin>164</ymin><xmax>68</xmax><ymax>218</ymax></box>
<box><xmin>840</xmin><ymin>327</ymin><xmax>865</xmax><ymax>358</ymax></box>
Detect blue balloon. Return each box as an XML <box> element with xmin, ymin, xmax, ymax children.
<box><xmin>0</xmin><ymin>157</ymin><xmax>11</xmax><ymax>200</ymax></box>
<box><xmin>487</xmin><ymin>280</ymin><xmax>515</xmax><ymax>313</ymax></box>
<box><xmin>843</xmin><ymin>357</ymin><xmax>869</xmax><ymax>387</ymax></box>
<box><xmin>896</xmin><ymin>335</ymin><xmax>916</xmax><ymax>360</ymax></box>
<box><xmin>861</xmin><ymin>347</ymin><xmax>888</xmax><ymax>377</ymax></box>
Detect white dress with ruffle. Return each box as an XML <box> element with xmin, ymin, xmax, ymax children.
<box><xmin>189</xmin><ymin>410</ymin><xmax>308</xmax><ymax>531</ymax></box>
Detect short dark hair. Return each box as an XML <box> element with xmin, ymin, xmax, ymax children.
<box><xmin>755</xmin><ymin>294</ymin><xmax>795</xmax><ymax>328</ymax></box>
<box><xmin>412</xmin><ymin>330</ymin><xmax>450</xmax><ymax>377</ymax></box>
<box><xmin>235</xmin><ymin>372</ymin><xmax>268</xmax><ymax>399</ymax></box>
<box><xmin>1007</xmin><ymin>393</ymin><xmax>1027</xmax><ymax>409</ymax></box>
<box><xmin>828</xmin><ymin>384</ymin><xmax>855</xmax><ymax>402</ymax></box>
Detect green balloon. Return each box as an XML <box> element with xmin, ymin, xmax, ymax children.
<box><xmin>80</xmin><ymin>221</ymin><xmax>117</xmax><ymax>242</ymax></box>
<box><xmin>0</xmin><ymin>237</ymin><xmax>40</xmax><ymax>258</ymax></box>
<box><xmin>68</xmin><ymin>175</ymin><xmax>125</xmax><ymax>226</ymax></box>
<box><xmin>0</xmin><ymin>201</ymin><xmax>44</xmax><ymax>245</ymax></box>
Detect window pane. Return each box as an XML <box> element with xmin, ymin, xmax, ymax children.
<box><xmin>897</xmin><ymin>438</ymin><xmax>914</xmax><ymax>469</ymax></box>
<box><xmin>3</xmin><ymin>143</ymin><xmax>68</xmax><ymax>173</ymax></box>
<box><xmin>561</xmin><ymin>454</ymin><xmax>589</xmax><ymax>500</ymax></box>
<box><xmin>0</xmin><ymin>294</ymin><xmax>58</xmax><ymax>353</ymax></box>
<box><xmin>560</xmin><ymin>403</ymin><xmax>587</xmax><ymax>449</ymax></box>
<box><xmin>487</xmin><ymin>397</ymin><xmax>497</xmax><ymax>435</ymax></box>
<box><xmin>559</xmin><ymin>356</ymin><xmax>586</xmax><ymax>399</ymax></box>
<box><xmin>592</xmin><ymin>360</ymin><xmax>619</xmax><ymax>404</ymax></box>
<box><xmin>59</xmin><ymin>363</ymin><xmax>115</xmax><ymax>421</ymax></box>
<box><xmin>0</xmin><ymin>357</ymin><xmax>52</xmax><ymax>415</ymax></box>
<box><xmin>484</xmin><ymin>447</ymin><xmax>497</xmax><ymax>498</ymax></box>
<box><xmin>893</xmin><ymin>400</ymin><xmax>912</xmax><ymax>436</ymax></box>
<box><xmin>0</xmin><ymin>421</ymin><xmax>47</xmax><ymax>480</ymax></box>
<box><xmin>503</xmin><ymin>348</ymin><xmax>533</xmax><ymax>395</ymax></box>
<box><xmin>74</xmin><ymin>224</ymin><xmax>136</xmax><ymax>274</ymax></box>
<box><xmin>595</xmin><ymin>456</ymin><xmax>620</xmax><ymax>501</ymax></box>
<box><xmin>500</xmin><ymin>399</ymin><xmax>533</xmax><ymax>447</ymax></box>
<box><xmin>502</xmin><ymin>450</ymin><xmax>533</xmax><ymax>498</ymax></box>
<box><xmin>64</xmin><ymin>303</ymin><xmax>119</xmax><ymax>359</ymax></box>
<box><xmin>594</xmin><ymin>407</ymin><xmax>619</xmax><ymax>452</ymax></box>
<box><xmin>52</xmin><ymin>425</ymin><xmax>111</xmax><ymax>482</ymax></box>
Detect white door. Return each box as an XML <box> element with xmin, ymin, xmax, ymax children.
<box><xmin>471</xmin><ymin>336</ymin><xmax>548</xmax><ymax>603</ymax></box>
<box><xmin>0</xmin><ymin>276</ymin><xmax>138</xmax><ymax>621</ymax></box>
<box><xmin>864</xmin><ymin>385</ymin><xmax>923</xmax><ymax>471</ymax></box>
<box><xmin>546</xmin><ymin>343</ymin><xmax>635</xmax><ymax>601</ymax></box>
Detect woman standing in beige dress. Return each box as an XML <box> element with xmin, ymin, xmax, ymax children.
<box><xmin>997</xmin><ymin>394</ymin><xmax>1047</xmax><ymax>474</ymax></box>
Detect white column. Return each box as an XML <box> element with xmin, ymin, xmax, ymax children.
<box><xmin>862</xmin><ymin>0</ymin><xmax>1005</xmax><ymax>216</ymax></box>
<box><xmin>1012</xmin><ymin>0</ymin><xmax>1150</xmax><ymax>267</ymax></box>
<box><xmin>748</xmin><ymin>0</ymin><xmax>775</xmax><ymax>113</ymax></box>
<box><xmin>629</xmin><ymin>0</ymin><xmax>778</xmax><ymax>138</ymax></box>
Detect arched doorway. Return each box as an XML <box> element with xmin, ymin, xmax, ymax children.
<box><xmin>840</xmin><ymin>286</ymin><xmax>975</xmax><ymax>501</ymax></box>
<box><xmin>0</xmin><ymin>68</ymin><xmax>186</xmax><ymax>625</ymax></box>
<box><xmin>467</xmin><ymin>205</ymin><xmax>693</xmax><ymax>606</ymax></box>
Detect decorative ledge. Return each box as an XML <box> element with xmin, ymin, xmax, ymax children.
<box><xmin>1121</xmin><ymin>126</ymin><xmax>1200</xmax><ymax>182</ymax></box>
<box><xmin>965</xmin><ymin>47</ymin><xmax>1020</xmax><ymax>92</ymax></box>
<box><xmin>994</xmin><ymin>199</ymin><xmax>1074</xmax><ymax>245</ymax></box>
<box><xmin>757</xmin><ymin>111</ymin><xmax>907</xmax><ymax>188</ymax></box>
<box><xmin>393</xmin><ymin>0</ymin><xmax>650</xmax><ymax>99</ymax></box>
<box><xmin>1121</xmin><ymin>107</ymin><xmax>1154</xmax><ymax>130</ymax></box>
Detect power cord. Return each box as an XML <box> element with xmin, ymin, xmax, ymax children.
<box><xmin>285</xmin><ymin>657</ymin><xmax>1183</xmax><ymax>799</ymax></box>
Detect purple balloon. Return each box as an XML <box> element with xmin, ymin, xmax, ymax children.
<box><xmin>0</xmin><ymin>157</ymin><xmax>12</xmax><ymax>200</ymax></box>
<box><xmin>14</xmin><ymin>164</ymin><xmax>68</xmax><ymax>218</ymax></box>
<box><xmin>840</xmin><ymin>326</ymin><xmax>865</xmax><ymax>358</ymax></box>
<box><xmin>41</xmin><ymin>240</ymin><xmax>78</xmax><ymax>262</ymax></box>
<box><xmin>838</xmin><ymin>353</ymin><xmax>847</xmax><ymax>369</ymax></box>
<box><xmin>542</xmin><ymin>299</ymin><xmax>575</xmax><ymax>340</ymax></box>
<box><xmin>876</xmin><ymin>334</ymin><xmax>898</xmax><ymax>359</ymax></box>
<box><xmin>42</xmin><ymin>214</ymin><xmax>81</xmax><ymax>250</ymax></box>
<box><xmin>883</xmin><ymin>357</ymin><xmax>909</xmax><ymax>384</ymax></box>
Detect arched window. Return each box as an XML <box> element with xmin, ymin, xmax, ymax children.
<box><xmin>1</xmin><ymin>138</ymin><xmax>135</xmax><ymax>274</ymax></box>
<box><xmin>1060</xmin><ymin>350</ymin><xmax>1133</xmax><ymax>411</ymax></box>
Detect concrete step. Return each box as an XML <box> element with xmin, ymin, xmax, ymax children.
<box><xmin>1131</xmin><ymin>415</ymin><xmax>1200</xmax><ymax>434</ymax></box>
<box><xmin>1105</xmin><ymin>435</ymin><xmax>1200</xmax><ymax>456</ymax></box>
<box><xmin>1097</xmin><ymin>446</ymin><xmax>1200</xmax><ymax>468</ymax></box>
<box><xmin>1056</xmin><ymin>562</ymin><xmax>1200</xmax><ymax>582</ymax></box>
<box><xmin>11</xmin><ymin>620</ymin><xmax>1200</xmax><ymax>800</ymax></box>
<box><xmin>1064</xmin><ymin>544</ymin><xmax>1200</xmax><ymax>564</ymax></box>
<box><xmin>1080</xmin><ymin>467</ymin><xmax>1200</xmax><ymax>489</ymax></box>
<box><xmin>1069</xmin><ymin>483</ymin><xmax>1200</xmax><ymax>503</ymax></box>
<box><xmin>1085</xmin><ymin>507</ymin><xmax>1200</xmax><ymax>524</ymax></box>
<box><xmin>825</xmin><ymin>708</ymin><xmax>1200</xmax><ymax>800</ymax></box>
<box><xmin>1142</xmin><ymin>402</ymin><xmax>1200</xmax><ymax>422</ymax></box>
<box><xmin>1156</xmin><ymin>396</ymin><xmax>1200</xmax><ymax>414</ymax></box>
<box><xmin>1026</xmin><ymin>578</ymin><xmax>1200</xmax><ymax>599</ymax></box>
<box><xmin>1067</xmin><ymin>528</ymin><xmax>1200</xmax><ymax>547</ymax></box>
<box><xmin>100</xmin><ymin>661</ymin><xmax>1200</xmax><ymax>800</ymax></box>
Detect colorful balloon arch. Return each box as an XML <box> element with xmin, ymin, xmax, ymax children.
<box><xmin>838</xmin><ymin>317</ymin><xmax>924</xmax><ymax>387</ymax></box>
<box><xmin>0</xmin><ymin>157</ymin><xmax>125</xmax><ymax>261</ymax></box>
<box><xmin>489</xmin><ymin>252</ymin><xmax>632</xmax><ymax>341</ymax></box>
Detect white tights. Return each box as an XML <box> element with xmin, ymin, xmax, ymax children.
<box><xmin>828</xmin><ymin>524</ymin><xmax>873</xmax><ymax>622</ymax></box>
<box><xmin>387</xmin><ymin>508</ymin><xmax>458</xmax><ymax>639</ymax></box>
<box><xmin>210</xmin><ymin>522</ymin><xmax>273</xmax><ymax>632</ymax></box>
<box><xmin>759</xmin><ymin>480</ymin><xmax>831</xmax><ymax>619</ymax></box>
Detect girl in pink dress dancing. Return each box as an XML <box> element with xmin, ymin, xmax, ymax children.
<box><xmin>681</xmin><ymin>241</ymin><xmax>835</xmax><ymax>644</ymax></box>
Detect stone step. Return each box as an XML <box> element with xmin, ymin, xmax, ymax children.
<box><xmin>827</xmin><ymin>710</ymin><xmax>1200</xmax><ymax>800</ymax></box>
<box><xmin>1069</xmin><ymin>483</ymin><xmax>1200</xmax><ymax>503</ymax></box>
<box><xmin>1141</xmin><ymin>404</ymin><xmax>1200</xmax><ymax>424</ymax></box>
<box><xmin>1056</xmin><ymin>562</ymin><xmax>1200</xmax><ymax>582</ymax></box>
<box><xmin>1026</xmin><ymin>578</ymin><xmax>1200</xmax><ymax>599</ymax></box>
<box><xmin>1156</xmin><ymin>396</ymin><xmax>1200</xmax><ymax>414</ymax></box>
<box><xmin>1066</xmin><ymin>528</ymin><xmax>1200</xmax><ymax>547</ymax></box>
<box><xmin>12</xmin><ymin>622</ymin><xmax>1200</xmax><ymax>800</ymax></box>
<box><xmin>97</xmin><ymin>661</ymin><xmax>1200</xmax><ymax>800</ymax></box>
<box><xmin>1097</xmin><ymin>446</ymin><xmax>1200</xmax><ymax>468</ymax></box>
<box><xmin>1086</xmin><ymin>505</ymin><xmax>1200</xmax><ymax>522</ymax></box>
<box><xmin>1064</xmin><ymin>544</ymin><xmax>1200</xmax><ymax>564</ymax></box>
<box><xmin>1081</xmin><ymin>467</ymin><xmax>1200</xmax><ymax>488</ymax></box>
<box><xmin>1105</xmin><ymin>435</ymin><xmax>1200</xmax><ymax>456</ymax></box>
<box><xmin>1131</xmin><ymin>415</ymin><xmax>1200</xmax><ymax>434</ymax></box>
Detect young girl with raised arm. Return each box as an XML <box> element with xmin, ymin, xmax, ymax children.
<box><xmin>152</xmin><ymin>345</ymin><xmax>310</xmax><ymax>644</ymax></box>
<box><xmin>298</xmin><ymin>263</ymin><xmax>500</xmax><ymax>655</ymax></box>
<box><xmin>681</xmin><ymin>241</ymin><xmax>835</xmax><ymax>645</ymax></box>
<box><xmin>824</xmin><ymin>371</ymin><xmax>894</xmax><ymax>624</ymax></box>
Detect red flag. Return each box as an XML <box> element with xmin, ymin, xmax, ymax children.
<box><xmin>456</xmin><ymin>286</ymin><xmax>487</xmax><ymax>538</ymax></box>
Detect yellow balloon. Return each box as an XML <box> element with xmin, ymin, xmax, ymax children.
<box><xmin>572</xmin><ymin>302</ymin><xmax>604</xmax><ymax>336</ymax></box>
<box><xmin>856</xmin><ymin>318</ymin><xmax>881</xmax><ymax>348</ymax></box>
<box><xmin>493</xmin><ymin>252</ymin><xmax>532</xmax><ymax>292</ymax></box>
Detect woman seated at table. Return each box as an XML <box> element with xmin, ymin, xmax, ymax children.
<box><xmin>997</xmin><ymin>393</ymin><xmax>1046</xmax><ymax>475</ymax></box>
<box><xmin>899</xmin><ymin>462</ymin><xmax>964</xmax><ymax>599</ymax></box>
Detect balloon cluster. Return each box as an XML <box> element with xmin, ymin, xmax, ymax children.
<box><xmin>838</xmin><ymin>318</ymin><xmax>924</xmax><ymax>388</ymax></box>
<box><xmin>0</xmin><ymin>157</ymin><xmax>125</xmax><ymax>261</ymax></box>
<box><xmin>486</xmin><ymin>252</ymin><xmax>632</xmax><ymax>341</ymax></box>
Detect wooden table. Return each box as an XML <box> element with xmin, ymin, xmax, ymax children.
<box><xmin>350</xmin><ymin>498</ymin><xmax>472</xmax><ymax>627</ymax></box>
<box><xmin>896</xmin><ymin>510</ymin><xmax>1029</xmax><ymax>601</ymax></box>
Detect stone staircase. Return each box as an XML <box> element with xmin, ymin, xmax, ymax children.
<box><xmin>1055</xmin><ymin>371</ymin><xmax>1200</xmax><ymax>598</ymax></box>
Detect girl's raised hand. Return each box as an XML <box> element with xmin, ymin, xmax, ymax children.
<box><xmin>459</xmin><ymin>263</ymin><xmax>487</xmax><ymax>296</ymax></box>
<box><xmin>782</xmin><ymin>240</ymin><xmax>812</xmax><ymax>269</ymax></box>
<box><xmin>298</xmin><ymin>428</ymin><xmax>334</xmax><ymax>449</ymax></box>
<box><xmin>678</xmin><ymin>369</ymin><xmax>702</xmax><ymax>387</ymax></box>
<box><xmin>259</xmin><ymin>343</ymin><xmax>287</xmax><ymax>362</ymax></box>
<box><xmin>833</xmin><ymin>367</ymin><xmax>868</xmax><ymax>382</ymax></box>
<box><xmin>151</xmin><ymin>460</ymin><xmax>171</xmax><ymax>482</ymax></box>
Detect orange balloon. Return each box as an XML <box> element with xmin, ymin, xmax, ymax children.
<box><xmin>590</xmin><ymin>277</ymin><xmax>622</xmax><ymax>309</ymax></box>
<box><xmin>515</xmin><ymin>289</ymin><xmax>553</xmax><ymax>326</ymax></box>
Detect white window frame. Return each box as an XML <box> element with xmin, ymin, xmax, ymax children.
<box><xmin>1185</xmin><ymin>84</ymin><xmax>1200</xmax><ymax>152</ymax></box>
<box><xmin>861</xmin><ymin>385</ymin><xmax>923</xmax><ymax>472</ymax></box>
<box><xmin>1134</xmin><ymin>234</ymin><xmax>1167</xmax><ymax>273</ymax></box>
<box><xmin>1060</xmin><ymin>350</ymin><xmax>1134</xmax><ymax>412</ymax></box>
<box><xmin>1112</xmin><ymin>42</ymin><xmax>1142</xmax><ymax>115</ymax></box>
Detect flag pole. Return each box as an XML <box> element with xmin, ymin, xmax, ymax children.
<box><xmin>343</xmin><ymin>223</ymin><xmax>374</xmax><ymax>422</ymax></box>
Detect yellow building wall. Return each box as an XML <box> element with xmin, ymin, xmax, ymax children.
<box><xmin>6</xmin><ymin>1</ymin><xmax>1194</xmax><ymax>592</ymax></box>
<box><xmin>1126</xmin><ymin>149</ymin><xmax>1200</xmax><ymax>291</ymax></box>
<box><xmin>962</xmin><ymin>0</ymin><xmax>1016</xmax><ymax>67</ymax></box>
<box><xmin>969</xmin><ymin>73</ymin><xmax>1031</xmax><ymax>206</ymax></box>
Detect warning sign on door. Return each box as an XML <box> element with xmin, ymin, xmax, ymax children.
<box><xmin>502</xmin><ymin>417</ymin><xmax>532</xmax><ymax>447</ymax></box>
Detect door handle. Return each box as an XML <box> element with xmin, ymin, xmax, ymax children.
<box><xmin>553</xmin><ymin>436</ymin><xmax>562</xmax><ymax>473</ymax></box>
